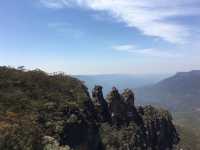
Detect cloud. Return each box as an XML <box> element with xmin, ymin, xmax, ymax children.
<box><xmin>112</xmin><ymin>44</ymin><xmax>135</xmax><ymax>51</ymax></box>
<box><xmin>112</xmin><ymin>44</ymin><xmax>180</xmax><ymax>58</ymax></box>
<box><xmin>39</xmin><ymin>0</ymin><xmax>200</xmax><ymax>44</ymax></box>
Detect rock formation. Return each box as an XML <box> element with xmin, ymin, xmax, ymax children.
<box><xmin>122</xmin><ymin>89</ymin><xmax>136</xmax><ymax>121</ymax></box>
<box><xmin>92</xmin><ymin>85</ymin><xmax>111</xmax><ymax>122</ymax></box>
<box><xmin>107</xmin><ymin>87</ymin><xmax>128</xmax><ymax>127</ymax></box>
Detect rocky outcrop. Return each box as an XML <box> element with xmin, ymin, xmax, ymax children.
<box><xmin>95</xmin><ymin>86</ymin><xmax>179</xmax><ymax>150</ymax></box>
<box><xmin>92</xmin><ymin>85</ymin><xmax>111</xmax><ymax>122</ymax></box>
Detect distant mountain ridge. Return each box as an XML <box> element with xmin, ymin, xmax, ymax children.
<box><xmin>76</xmin><ymin>74</ymin><xmax>169</xmax><ymax>94</ymax></box>
<box><xmin>136</xmin><ymin>70</ymin><xmax>200</xmax><ymax>111</ymax></box>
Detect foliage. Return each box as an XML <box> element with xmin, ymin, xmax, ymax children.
<box><xmin>0</xmin><ymin>66</ymin><xmax>91</xmax><ymax>150</ymax></box>
<box><xmin>0</xmin><ymin>113</ymin><xmax>43</xmax><ymax>150</ymax></box>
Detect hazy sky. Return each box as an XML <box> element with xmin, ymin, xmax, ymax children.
<box><xmin>0</xmin><ymin>0</ymin><xmax>200</xmax><ymax>75</ymax></box>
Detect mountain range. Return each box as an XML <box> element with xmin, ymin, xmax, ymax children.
<box><xmin>136</xmin><ymin>70</ymin><xmax>200</xmax><ymax>112</ymax></box>
<box><xmin>77</xmin><ymin>71</ymin><xmax>200</xmax><ymax>112</ymax></box>
<box><xmin>76</xmin><ymin>74</ymin><xmax>169</xmax><ymax>94</ymax></box>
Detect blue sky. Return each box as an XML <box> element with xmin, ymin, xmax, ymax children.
<box><xmin>0</xmin><ymin>0</ymin><xmax>200</xmax><ymax>75</ymax></box>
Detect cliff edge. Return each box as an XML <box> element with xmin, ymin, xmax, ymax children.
<box><xmin>0</xmin><ymin>67</ymin><xmax>179</xmax><ymax>150</ymax></box>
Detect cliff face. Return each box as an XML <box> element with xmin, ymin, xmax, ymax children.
<box><xmin>0</xmin><ymin>67</ymin><xmax>179</xmax><ymax>150</ymax></box>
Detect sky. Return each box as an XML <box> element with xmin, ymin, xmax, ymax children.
<box><xmin>0</xmin><ymin>0</ymin><xmax>200</xmax><ymax>75</ymax></box>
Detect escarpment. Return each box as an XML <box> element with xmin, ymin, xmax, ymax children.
<box><xmin>0</xmin><ymin>67</ymin><xmax>179</xmax><ymax>150</ymax></box>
